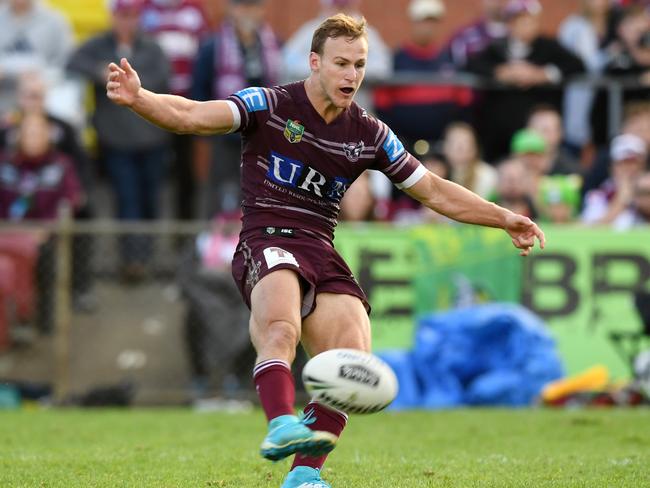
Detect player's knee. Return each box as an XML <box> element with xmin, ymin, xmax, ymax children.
<box><xmin>256</xmin><ymin>319</ymin><xmax>300</xmax><ymax>354</ymax></box>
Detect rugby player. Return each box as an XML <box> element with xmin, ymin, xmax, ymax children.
<box><xmin>106</xmin><ymin>13</ymin><xmax>544</xmax><ymax>488</ymax></box>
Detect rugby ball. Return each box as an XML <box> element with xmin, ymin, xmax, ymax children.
<box><xmin>302</xmin><ymin>348</ymin><xmax>398</xmax><ymax>414</ymax></box>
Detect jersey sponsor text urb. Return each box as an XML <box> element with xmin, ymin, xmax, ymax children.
<box><xmin>268</xmin><ymin>152</ymin><xmax>350</xmax><ymax>201</ymax></box>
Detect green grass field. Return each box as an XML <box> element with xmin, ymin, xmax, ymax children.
<box><xmin>1</xmin><ymin>408</ymin><xmax>650</xmax><ymax>487</ymax></box>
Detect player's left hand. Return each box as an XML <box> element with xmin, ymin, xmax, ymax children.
<box><xmin>504</xmin><ymin>213</ymin><xmax>545</xmax><ymax>257</ymax></box>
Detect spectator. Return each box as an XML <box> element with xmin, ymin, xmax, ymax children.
<box><xmin>526</xmin><ymin>104</ymin><xmax>582</xmax><ymax>175</ymax></box>
<box><xmin>537</xmin><ymin>174</ymin><xmax>583</xmax><ymax>223</ymax></box>
<box><xmin>0</xmin><ymin>113</ymin><xmax>83</xmax><ymax>332</ymax></box>
<box><xmin>0</xmin><ymin>0</ymin><xmax>75</xmax><ymax>119</ymax></box>
<box><xmin>191</xmin><ymin>0</ymin><xmax>281</xmax><ymax>219</ymax></box>
<box><xmin>466</xmin><ymin>0</ymin><xmax>585</xmax><ymax>161</ymax></box>
<box><xmin>374</xmin><ymin>0</ymin><xmax>474</xmax><ymax>145</ymax></box>
<box><xmin>511</xmin><ymin>128</ymin><xmax>548</xmax><ymax>176</ymax></box>
<box><xmin>442</xmin><ymin>122</ymin><xmax>497</xmax><ymax>198</ymax></box>
<box><xmin>141</xmin><ymin>0</ymin><xmax>209</xmax><ymax>221</ymax></box>
<box><xmin>590</xmin><ymin>5</ymin><xmax>650</xmax><ymax>145</ymax></box>
<box><xmin>281</xmin><ymin>0</ymin><xmax>391</xmax><ymax>82</ymax></box>
<box><xmin>0</xmin><ymin>71</ymin><xmax>96</xmax><ymax>311</ymax></box>
<box><xmin>2</xmin><ymin>72</ymin><xmax>94</xmax><ymax>200</ymax></box>
<box><xmin>68</xmin><ymin>0</ymin><xmax>171</xmax><ymax>283</ymax></box>
<box><xmin>0</xmin><ymin>113</ymin><xmax>82</xmax><ymax>220</ymax></box>
<box><xmin>583</xmin><ymin>100</ymin><xmax>650</xmax><ymax>196</ymax></box>
<box><xmin>394</xmin><ymin>0</ymin><xmax>446</xmax><ymax>72</ymax></box>
<box><xmin>441</xmin><ymin>0</ymin><xmax>509</xmax><ymax>69</ymax></box>
<box><xmin>525</xmin><ymin>106</ymin><xmax>584</xmax><ymax>222</ymax></box>
<box><xmin>558</xmin><ymin>0</ymin><xmax>615</xmax><ymax>149</ymax></box>
<box><xmin>582</xmin><ymin>133</ymin><xmax>648</xmax><ymax>226</ymax></box>
<box><xmin>490</xmin><ymin>157</ymin><xmax>538</xmax><ymax>218</ymax></box>
<box><xmin>614</xmin><ymin>170</ymin><xmax>650</xmax><ymax>227</ymax></box>
<box><xmin>511</xmin><ymin>128</ymin><xmax>582</xmax><ymax>222</ymax></box>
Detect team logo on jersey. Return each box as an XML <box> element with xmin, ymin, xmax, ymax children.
<box><xmin>284</xmin><ymin>119</ymin><xmax>305</xmax><ymax>144</ymax></box>
<box><xmin>343</xmin><ymin>141</ymin><xmax>365</xmax><ymax>162</ymax></box>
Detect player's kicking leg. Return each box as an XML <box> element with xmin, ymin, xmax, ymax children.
<box><xmin>250</xmin><ymin>270</ymin><xmax>338</xmax><ymax>462</ymax></box>
<box><xmin>281</xmin><ymin>292</ymin><xmax>371</xmax><ymax>488</ymax></box>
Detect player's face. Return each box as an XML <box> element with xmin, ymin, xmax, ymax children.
<box><xmin>314</xmin><ymin>36</ymin><xmax>367</xmax><ymax>109</ymax></box>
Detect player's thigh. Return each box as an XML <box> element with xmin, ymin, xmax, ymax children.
<box><xmin>301</xmin><ymin>292</ymin><xmax>371</xmax><ymax>356</ymax></box>
<box><xmin>249</xmin><ymin>268</ymin><xmax>303</xmax><ymax>343</ymax></box>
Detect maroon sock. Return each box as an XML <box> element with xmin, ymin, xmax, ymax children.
<box><xmin>253</xmin><ymin>359</ymin><xmax>295</xmax><ymax>421</ymax></box>
<box><xmin>291</xmin><ymin>402</ymin><xmax>348</xmax><ymax>471</ymax></box>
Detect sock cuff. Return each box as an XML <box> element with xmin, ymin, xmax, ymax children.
<box><xmin>253</xmin><ymin>359</ymin><xmax>291</xmax><ymax>378</ymax></box>
<box><xmin>307</xmin><ymin>401</ymin><xmax>349</xmax><ymax>426</ymax></box>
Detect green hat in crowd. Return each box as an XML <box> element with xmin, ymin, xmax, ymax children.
<box><xmin>511</xmin><ymin>129</ymin><xmax>547</xmax><ymax>154</ymax></box>
<box><xmin>539</xmin><ymin>174</ymin><xmax>582</xmax><ymax>211</ymax></box>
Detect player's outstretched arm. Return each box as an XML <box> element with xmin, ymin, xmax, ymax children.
<box><xmin>106</xmin><ymin>58</ymin><xmax>235</xmax><ymax>135</ymax></box>
<box><xmin>404</xmin><ymin>171</ymin><xmax>545</xmax><ymax>256</ymax></box>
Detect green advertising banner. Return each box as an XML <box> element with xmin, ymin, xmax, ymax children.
<box><xmin>522</xmin><ymin>227</ymin><xmax>650</xmax><ymax>380</ymax></box>
<box><xmin>334</xmin><ymin>224</ymin><xmax>519</xmax><ymax>351</ymax></box>
<box><xmin>335</xmin><ymin>224</ymin><xmax>418</xmax><ymax>350</ymax></box>
<box><xmin>410</xmin><ymin>225</ymin><xmax>522</xmax><ymax>313</ymax></box>
<box><xmin>335</xmin><ymin>224</ymin><xmax>650</xmax><ymax>380</ymax></box>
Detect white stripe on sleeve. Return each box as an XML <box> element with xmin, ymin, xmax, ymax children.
<box><xmin>394</xmin><ymin>164</ymin><xmax>427</xmax><ymax>190</ymax></box>
<box><xmin>225</xmin><ymin>100</ymin><xmax>241</xmax><ymax>133</ymax></box>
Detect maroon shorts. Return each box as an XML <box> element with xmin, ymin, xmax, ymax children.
<box><xmin>231</xmin><ymin>228</ymin><xmax>370</xmax><ymax>318</ymax></box>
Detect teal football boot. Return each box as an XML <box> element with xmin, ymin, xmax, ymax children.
<box><xmin>260</xmin><ymin>414</ymin><xmax>337</xmax><ymax>462</ymax></box>
<box><xmin>281</xmin><ymin>466</ymin><xmax>331</xmax><ymax>488</ymax></box>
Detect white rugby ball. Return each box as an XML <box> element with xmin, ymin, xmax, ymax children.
<box><xmin>302</xmin><ymin>348</ymin><xmax>398</xmax><ymax>414</ymax></box>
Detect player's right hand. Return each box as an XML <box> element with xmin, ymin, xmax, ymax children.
<box><xmin>106</xmin><ymin>58</ymin><xmax>141</xmax><ymax>107</ymax></box>
<box><xmin>504</xmin><ymin>212</ymin><xmax>545</xmax><ymax>257</ymax></box>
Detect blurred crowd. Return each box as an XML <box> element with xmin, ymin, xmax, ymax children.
<box><xmin>0</xmin><ymin>0</ymin><xmax>649</xmax><ymax>267</ymax></box>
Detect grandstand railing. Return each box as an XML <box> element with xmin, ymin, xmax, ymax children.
<box><xmin>366</xmin><ymin>72</ymin><xmax>648</xmax><ymax>139</ymax></box>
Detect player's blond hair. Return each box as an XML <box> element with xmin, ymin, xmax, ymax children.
<box><xmin>310</xmin><ymin>13</ymin><xmax>367</xmax><ymax>55</ymax></box>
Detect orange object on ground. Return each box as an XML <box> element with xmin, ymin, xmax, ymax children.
<box><xmin>542</xmin><ymin>365</ymin><xmax>609</xmax><ymax>403</ymax></box>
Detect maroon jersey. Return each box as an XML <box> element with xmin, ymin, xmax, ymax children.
<box><xmin>228</xmin><ymin>82</ymin><xmax>426</xmax><ymax>240</ymax></box>
<box><xmin>0</xmin><ymin>150</ymin><xmax>82</xmax><ymax>220</ymax></box>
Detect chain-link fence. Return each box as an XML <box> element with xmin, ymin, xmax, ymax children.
<box><xmin>0</xmin><ymin>207</ymin><xmax>270</xmax><ymax>408</ymax></box>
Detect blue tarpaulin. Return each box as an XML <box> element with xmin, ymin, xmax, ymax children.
<box><xmin>380</xmin><ymin>304</ymin><xmax>564</xmax><ymax>409</ymax></box>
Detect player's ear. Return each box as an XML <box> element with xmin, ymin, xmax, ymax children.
<box><xmin>309</xmin><ymin>52</ymin><xmax>320</xmax><ymax>72</ymax></box>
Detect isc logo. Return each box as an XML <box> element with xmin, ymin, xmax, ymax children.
<box><xmin>268</xmin><ymin>152</ymin><xmax>349</xmax><ymax>201</ymax></box>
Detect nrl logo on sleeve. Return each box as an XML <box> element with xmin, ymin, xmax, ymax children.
<box><xmin>343</xmin><ymin>141</ymin><xmax>365</xmax><ymax>162</ymax></box>
<box><xmin>284</xmin><ymin>119</ymin><xmax>305</xmax><ymax>144</ymax></box>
